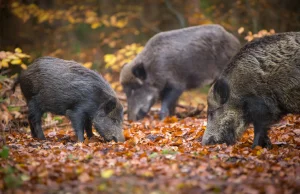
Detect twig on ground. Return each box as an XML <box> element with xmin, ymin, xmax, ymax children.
<box><xmin>176</xmin><ymin>104</ymin><xmax>205</xmax><ymax>118</ymax></box>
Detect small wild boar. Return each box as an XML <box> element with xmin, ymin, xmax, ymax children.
<box><xmin>19</xmin><ymin>57</ymin><xmax>125</xmax><ymax>142</ymax></box>
<box><xmin>202</xmin><ymin>32</ymin><xmax>300</xmax><ymax>148</ymax></box>
<box><xmin>120</xmin><ymin>24</ymin><xmax>241</xmax><ymax>120</ymax></box>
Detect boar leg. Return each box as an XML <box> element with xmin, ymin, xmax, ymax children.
<box><xmin>67</xmin><ymin>110</ymin><xmax>85</xmax><ymax>142</ymax></box>
<box><xmin>85</xmin><ymin>118</ymin><xmax>94</xmax><ymax>139</ymax></box>
<box><xmin>28</xmin><ymin>100</ymin><xmax>46</xmax><ymax>140</ymax></box>
<box><xmin>160</xmin><ymin>87</ymin><xmax>182</xmax><ymax>119</ymax></box>
<box><xmin>244</xmin><ymin>96</ymin><xmax>273</xmax><ymax>148</ymax></box>
<box><xmin>252</xmin><ymin>126</ymin><xmax>272</xmax><ymax>149</ymax></box>
<box><xmin>28</xmin><ymin>119</ymin><xmax>37</xmax><ymax>137</ymax></box>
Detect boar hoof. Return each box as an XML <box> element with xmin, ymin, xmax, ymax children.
<box><xmin>252</xmin><ymin>136</ymin><xmax>272</xmax><ymax>149</ymax></box>
<box><xmin>159</xmin><ymin>111</ymin><xmax>169</xmax><ymax>120</ymax></box>
<box><xmin>36</xmin><ymin>132</ymin><xmax>46</xmax><ymax>140</ymax></box>
<box><xmin>37</xmin><ymin>136</ymin><xmax>46</xmax><ymax>140</ymax></box>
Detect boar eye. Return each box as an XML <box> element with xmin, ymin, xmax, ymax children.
<box><xmin>207</xmin><ymin>110</ymin><xmax>214</xmax><ymax>118</ymax></box>
<box><xmin>104</xmin><ymin>100</ymin><xmax>116</xmax><ymax>114</ymax></box>
<box><xmin>207</xmin><ymin>107</ymin><xmax>221</xmax><ymax>118</ymax></box>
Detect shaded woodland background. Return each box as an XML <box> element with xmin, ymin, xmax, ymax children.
<box><xmin>1</xmin><ymin>0</ymin><xmax>299</xmax><ymax>74</ymax></box>
<box><xmin>1</xmin><ymin>0</ymin><xmax>300</xmax><ymax>126</ymax></box>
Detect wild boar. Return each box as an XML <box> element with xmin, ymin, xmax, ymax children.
<box><xmin>202</xmin><ymin>32</ymin><xmax>300</xmax><ymax>148</ymax></box>
<box><xmin>120</xmin><ymin>24</ymin><xmax>241</xmax><ymax>120</ymax></box>
<box><xmin>19</xmin><ymin>56</ymin><xmax>125</xmax><ymax>142</ymax></box>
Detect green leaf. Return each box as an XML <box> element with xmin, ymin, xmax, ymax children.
<box><xmin>0</xmin><ymin>98</ymin><xmax>5</xmax><ymax>103</ymax></box>
<box><xmin>53</xmin><ymin>116</ymin><xmax>63</xmax><ymax>123</ymax></box>
<box><xmin>20</xmin><ymin>174</ymin><xmax>30</xmax><ymax>181</ymax></box>
<box><xmin>0</xmin><ymin>146</ymin><xmax>9</xmax><ymax>159</ymax></box>
<box><xmin>149</xmin><ymin>152</ymin><xmax>158</xmax><ymax>159</ymax></box>
<box><xmin>7</xmin><ymin>106</ymin><xmax>20</xmax><ymax>112</ymax></box>
<box><xmin>4</xmin><ymin>173</ymin><xmax>22</xmax><ymax>189</ymax></box>
<box><xmin>0</xmin><ymin>75</ymin><xmax>7</xmax><ymax>80</ymax></box>
<box><xmin>161</xmin><ymin>149</ymin><xmax>177</xmax><ymax>155</ymax></box>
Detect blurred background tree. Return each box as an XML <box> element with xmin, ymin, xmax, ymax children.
<box><xmin>0</xmin><ymin>0</ymin><xmax>299</xmax><ymax>127</ymax></box>
<box><xmin>0</xmin><ymin>0</ymin><xmax>299</xmax><ymax>86</ymax></box>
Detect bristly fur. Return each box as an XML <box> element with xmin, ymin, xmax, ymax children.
<box><xmin>203</xmin><ymin>32</ymin><xmax>300</xmax><ymax>148</ymax></box>
<box><xmin>19</xmin><ymin>56</ymin><xmax>124</xmax><ymax>142</ymax></box>
<box><xmin>120</xmin><ymin>24</ymin><xmax>241</xmax><ymax>120</ymax></box>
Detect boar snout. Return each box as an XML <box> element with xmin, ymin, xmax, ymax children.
<box><xmin>117</xmin><ymin>137</ymin><xmax>125</xmax><ymax>142</ymax></box>
<box><xmin>136</xmin><ymin>109</ymin><xmax>147</xmax><ymax>120</ymax></box>
<box><xmin>113</xmin><ymin>134</ymin><xmax>125</xmax><ymax>142</ymax></box>
<box><xmin>202</xmin><ymin>135</ymin><xmax>217</xmax><ymax>145</ymax></box>
<box><xmin>128</xmin><ymin>105</ymin><xmax>150</xmax><ymax>121</ymax></box>
<box><xmin>97</xmin><ymin>126</ymin><xmax>125</xmax><ymax>143</ymax></box>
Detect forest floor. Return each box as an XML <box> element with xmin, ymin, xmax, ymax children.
<box><xmin>0</xmin><ymin>86</ymin><xmax>299</xmax><ymax>194</ymax></box>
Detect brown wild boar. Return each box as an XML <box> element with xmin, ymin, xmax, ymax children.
<box><xmin>202</xmin><ymin>32</ymin><xmax>300</xmax><ymax>148</ymax></box>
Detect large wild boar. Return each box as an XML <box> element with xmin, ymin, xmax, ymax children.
<box><xmin>120</xmin><ymin>24</ymin><xmax>241</xmax><ymax>120</ymax></box>
<box><xmin>202</xmin><ymin>32</ymin><xmax>300</xmax><ymax>148</ymax></box>
<box><xmin>19</xmin><ymin>57</ymin><xmax>125</xmax><ymax>142</ymax></box>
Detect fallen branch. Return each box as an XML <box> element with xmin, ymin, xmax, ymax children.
<box><xmin>42</xmin><ymin>121</ymin><xmax>59</xmax><ymax>130</ymax></box>
<box><xmin>176</xmin><ymin>104</ymin><xmax>205</xmax><ymax>118</ymax></box>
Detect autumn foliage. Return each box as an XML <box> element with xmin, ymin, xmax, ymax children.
<box><xmin>1</xmin><ymin>0</ymin><xmax>300</xmax><ymax>193</ymax></box>
<box><xmin>0</xmin><ymin>76</ymin><xmax>299</xmax><ymax>193</ymax></box>
<box><xmin>0</xmin><ymin>111</ymin><xmax>299</xmax><ymax>193</ymax></box>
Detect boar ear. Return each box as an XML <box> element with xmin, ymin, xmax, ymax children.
<box><xmin>132</xmin><ymin>63</ymin><xmax>147</xmax><ymax>80</ymax></box>
<box><xmin>213</xmin><ymin>78</ymin><xmax>230</xmax><ymax>105</ymax></box>
<box><xmin>104</xmin><ymin>99</ymin><xmax>117</xmax><ymax>115</ymax></box>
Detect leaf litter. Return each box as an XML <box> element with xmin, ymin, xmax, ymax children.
<box><xmin>1</xmin><ymin>105</ymin><xmax>300</xmax><ymax>193</ymax></box>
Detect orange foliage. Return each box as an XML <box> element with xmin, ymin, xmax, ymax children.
<box><xmin>0</xmin><ymin>115</ymin><xmax>299</xmax><ymax>193</ymax></box>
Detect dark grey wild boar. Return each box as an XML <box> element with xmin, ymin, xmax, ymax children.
<box><xmin>19</xmin><ymin>57</ymin><xmax>125</xmax><ymax>142</ymax></box>
<box><xmin>202</xmin><ymin>32</ymin><xmax>300</xmax><ymax>148</ymax></box>
<box><xmin>120</xmin><ymin>24</ymin><xmax>241</xmax><ymax>120</ymax></box>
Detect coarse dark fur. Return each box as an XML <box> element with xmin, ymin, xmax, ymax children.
<box><xmin>19</xmin><ymin>56</ymin><xmax>125</xmax><ymax>142</ymax></box>
<box><xmin>120</xmin><ymin>24</ymin><xmax>241</xmax><ymax>120</ymax></box>
<box><xmin>203</xmin><ymin>32</ymin><xmax>300</xmax><ymax>148</ymax></box>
